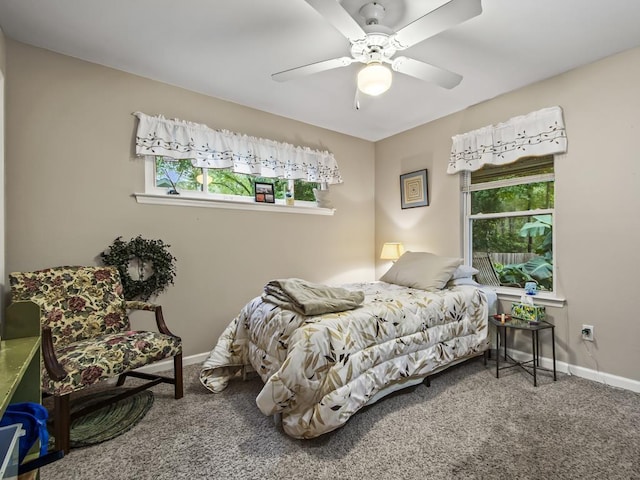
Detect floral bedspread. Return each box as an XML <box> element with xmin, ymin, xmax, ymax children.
<box><xmin>200</xmin><ymin>281</ymin><xmax>488</xmax><ymax>438</ymax></box>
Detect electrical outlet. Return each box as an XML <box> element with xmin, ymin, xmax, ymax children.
<box><xmin>581</xmin><ymin>325</ymin><xmax>594</xmax><ymax>342</ymax></box>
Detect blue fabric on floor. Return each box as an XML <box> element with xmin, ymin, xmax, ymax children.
<box><xmin>0</xmin><ymin>402</ymin><xmax>49</xmax><ymax>462</ymax></box>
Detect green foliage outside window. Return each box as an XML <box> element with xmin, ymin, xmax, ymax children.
<box><xmin>470</xmin><ymin>158</ymin><xmax>554</xmax><ymax>291</ymax></box>
<box><xmin>156</xmin><ymin>158</ymin><xmax>201</xmax><ymax>192</ymax></box>
<box><xmin>473</xmin><ymin>213</ymin><xmax>553</xmax><ymax>290</ymax></box>
<box><xmin>155</xmin><ymin>157</ymin><xmax>317</xmax><ymax>201</ymax></box>
<box><xmin>471</xmin><ymin>181</ymin><xmax>554</xmax><ymax>215</ymax></box>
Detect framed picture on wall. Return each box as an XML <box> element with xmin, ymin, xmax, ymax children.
<box><xmin>254</xmin><ymin>182</ymin><xmax>275</xmax><ymax>203</ymax></box>
<box><xmin>400</xmin><ymin>169</ymin><xmax>429</xmax><ymax>209</ymax></box>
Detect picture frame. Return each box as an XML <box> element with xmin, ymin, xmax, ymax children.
<box><xmin>400</xmin><ymin>169</ymin><xmax>429</xmax><ymax>209</ymax></box>
<box><xmin>254</xmin><ymin>182</ymin><xmax>275</xmax><ymax>203</ymax></box>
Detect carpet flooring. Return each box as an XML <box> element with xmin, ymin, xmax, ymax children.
<box><xmin>40</xmin><ymin>359</ymin><xmax>640</xmax><ymax>479</ymax></box>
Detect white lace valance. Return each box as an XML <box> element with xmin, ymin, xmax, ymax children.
<box><xmin>447</xmin><ymin>106</ymin><xmax>567</xmax><ymax>174</ymax></box>
<box><xmin>134</xmin><ymin>112</ymin><xmax>343</xmax><ymax>184</ymax></box>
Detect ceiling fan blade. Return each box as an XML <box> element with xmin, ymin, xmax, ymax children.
<box><xmin>392</xmin><ymin>56</ymin><xmax>462</xmax><ymax>89</ymax></box>
<box><xmin>391</xmin><ymin>0</ymin><xmax>482</xmax><ymax>50</ymax></box>
<box><xmin>272</xmin><ymin>56</ymin><xmax>354</xmax><ymax>82</ymax></box>
<box><xmin>303</xmin><ymin>0</ymin><xmax>367</xmax><ymax>42</ymax></box>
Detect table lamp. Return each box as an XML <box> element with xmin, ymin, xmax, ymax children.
<box><xmin>380</xmin><ymin>242</ymin><xmax>405</xmax><ymax>262</ymax></box>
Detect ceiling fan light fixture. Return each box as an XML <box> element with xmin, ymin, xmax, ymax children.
<box><xmin>357</xmin><ymin>62</ymin><xmax>392</xmax><ymax>96</ymax></box>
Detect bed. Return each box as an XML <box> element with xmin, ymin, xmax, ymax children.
<box><xmin>200</xmin><ymin>252</ymin><xmax>495</xmax><ymax>439</ymax></box>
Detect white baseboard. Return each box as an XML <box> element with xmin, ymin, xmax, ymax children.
<box><xmin>500</xmin><ymin>348</ymin><xmax>640</xmax><ymax>393</ymax></box>
<box><xmin>133</xmin><ymin>352</ymin><xmax>210</xmax><ymax>375</ymax></box>
<box><xmin>137</xmin><ymin>349</ymin><xmax>640</xmax><ymax>394</ymax></box>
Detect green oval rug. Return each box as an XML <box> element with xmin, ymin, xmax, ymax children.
<box><xmin>50</xmin><ymin>389</ymin><xmax>155</xmax><ymax>448</ymax></box>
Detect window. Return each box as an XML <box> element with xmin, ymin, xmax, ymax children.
<box><xmin>153</xmin><ymin>157</ymin><xmax>318</xmax><ymax>203</ymax></box>
<box><xmin>134</xmin><ymin>112</ymin><xmax>341</xmax><ymax>215</ymax></box>
<box><xmin>463</xmin><ymin>155</ymin><xmax>555</xmax><ymax>292</ymax></box>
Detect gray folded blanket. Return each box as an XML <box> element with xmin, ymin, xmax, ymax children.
<box><xmin>262</xmin><ymin>278</ymin><xmax>364</xmax><ymax>316</ymax></box>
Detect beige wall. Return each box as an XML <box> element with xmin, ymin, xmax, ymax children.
<box><xmin>0</xmin><ymin>28</ymin><xmax>6</xmax><ymax>316</ymax></box>
<box><xmin>4</xmin><ymin>40</ymin><xmax>375</xmax><ymax>356</ymax></box>
<box><xmin>376</xmin><ymin>46</ymin><xmax>640</xmax><ymax>382</ymax></box>
<box><xmin>0</xmin><ymin>28</ymin><xmax>5</xmax><ymax>73</ymax></box>
<box><xmin>5</xmin><ymin>37</ymin><xmax>639</xmax><ymax>384</ymax></box>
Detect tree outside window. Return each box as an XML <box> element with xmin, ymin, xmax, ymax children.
<box><xmin>155</xmin><ymin>157</ymin><xmax>317</xmax><ymax>201</ymax></box>
<box><xmin>466</xmin><ymin>156</ymin><xmax>555</xmax><ymax>291</ymax></box>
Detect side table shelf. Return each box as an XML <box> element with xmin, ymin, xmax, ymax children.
<box><xmin>489</xmin><ymin>316</ymin><xmax>557</xmax><ymax>387</ymax></box>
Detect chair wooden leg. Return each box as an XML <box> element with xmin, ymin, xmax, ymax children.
<box><xmin>53</xmin><ymin>394</ymin><xmax>71</xmax><ymax>454</ymax></box>
<box><xmin>174</xmin><ymin>354</ymin><xmax>183</xmax><ymax>399</ymax></box>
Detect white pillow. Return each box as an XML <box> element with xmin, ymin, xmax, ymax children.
<box><xmin>447</xmin><ymin>277</ymin><xmax>481</xmax><ymax>287</ymax></box>
<box><xmin>451</xmin><ymin>265</ymin><xmax>479</xmax><ymax>279</ymax></box>
<box><xmin>380</xmin><ymin>251</ymin><xmax>463</xmax><ymax>290</ymax></box>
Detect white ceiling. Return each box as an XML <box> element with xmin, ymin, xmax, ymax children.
<box><xmin>1</xmin><ymin>0</ymin><xmax>640</xmax><ymax>141</ymax></box>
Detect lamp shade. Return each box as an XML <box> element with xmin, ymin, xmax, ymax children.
<box><xmin>380</xmin><ymin>242</ymin><xmax>405</xmax><ymax>261</ymax></box>
<box><xmin>357</xmin><ymin>63</ymin><xmax>392</xmax><ymax>96</ymax></box>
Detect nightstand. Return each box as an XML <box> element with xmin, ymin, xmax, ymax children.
<box><xmin>489</xmin><ymin>316</ymin><xmax>557</xmax><ymax>386</ymax></box>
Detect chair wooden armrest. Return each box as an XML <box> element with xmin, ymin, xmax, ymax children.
<box><xmin>42</xmin><ymin>326</ymin><xmax>67</xmax><ymax>382</ymax></box>
<box><xmin>125</xmin><ymin>301</ymin><xmax>178</xmax><ymax>338</ymax></box>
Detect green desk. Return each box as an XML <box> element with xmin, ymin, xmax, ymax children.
<box><xmin>1</xmin><ymin>302</ymin><xmax>46</xmax><ymax>477</ymax></box>
<box><xmin>1</xmin><ymin>336</ymin><xmax>41</xmax><ymax>414</ymax></box>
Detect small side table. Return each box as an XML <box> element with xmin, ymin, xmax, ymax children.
<box><xmin>489</xmin><ymin>316</ymin><xmax>557</xmax><ymax>386</ymax></box>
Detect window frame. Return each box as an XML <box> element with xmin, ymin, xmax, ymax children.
<box><xmin>136</xmin><ymin>156</ymin><xmax>334</xmax><ymax>215</ymax></box>
<box><xmin>462</xmin><ymin>165</ymin><xmax>564</xmax><ymax>305</ymax></box>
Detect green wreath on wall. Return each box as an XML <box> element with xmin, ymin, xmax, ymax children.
<box><xmin>100</xmin><ymin>235</ymin><xmax>177</xmax><ymax>301</ymax></box>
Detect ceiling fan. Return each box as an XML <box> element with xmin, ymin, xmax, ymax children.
<box><xmin>272</xmin><ymin>0</ymin><xmax>482</xmax><ymax>98</ymax></box>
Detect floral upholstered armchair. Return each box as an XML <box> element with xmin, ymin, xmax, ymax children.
<box><xmin>9</xmin><ymin>265</ymin><xmax>183</xmax><ymax>453</ymax></box>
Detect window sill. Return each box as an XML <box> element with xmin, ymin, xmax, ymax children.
<box><xmin>133</xmin><ymin>193</ymin><xmax>336</xmax><ymax>215</ymax></box>
<box><xmin>482</xmin><ymin>286</ymin><xmax>566</xmax><ymax>307</ymax></box>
